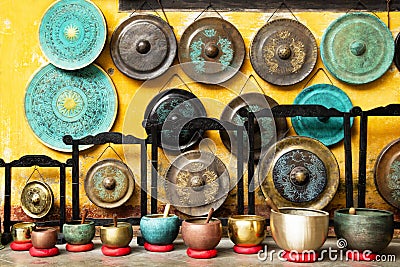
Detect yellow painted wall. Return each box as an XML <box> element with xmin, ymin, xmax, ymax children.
<box><xmin>1</xmin><ymin>0</ymin><xmax>400</xmax><ymax>224</ymax></box>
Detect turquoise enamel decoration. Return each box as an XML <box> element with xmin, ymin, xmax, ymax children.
<box><xmin>25</xmin><ymin>64</ymin><xmax>117</xmax><ymax>152</ymax></box>
<box><xmin>291</xmin><ymin>84</ymin><xmax>353</xmax><ymax>146</ymax></box>
<box><xmin>39</xmin><ymin>0</ymin><xmax>107</xmax><ymax>70</ymax></box>
<box><xmin>320</xmin><ymin>12</ymin><xmax>394</xmax><ymax>84</ymax></box>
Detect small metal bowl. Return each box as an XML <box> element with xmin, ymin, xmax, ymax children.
<box><xmin>100</xmin><ymin>222</ymin><xmax>133</xmax><ymax>248</ymax></box>
<box><xmin>140</xmin><ymin>214</ymin><xmax>180</xmax><ymax>245</ymax></box>
<box><xmin>31</xmin><ymin>227</ymin><xmax>58</xmax><ymax>249</ymax></box>
<box><xmin>12</xmin><ymin>222</ymin><xmax>36</xmax><ymax>243</ymax></box>
<box><xmin>270</xmin><ymin>207</ymin><xmax>329</xmax><ymax>252</ymax></box>
<box><xmin>63</xmin><ymin>220</ymin><xmax>95</xmax><ymax>245</ymax></box>
<box><xmin>228</xmin><ymin>215</ymin><xmax>266</xmax><ymax>247</ymax></box>
<box><xmin>334</xmin><ymin>208</ymin><xmax>394</xmax><ymax>253</ymax></box>
<box><xmin>181</xmin><ymin>217</ymin><xmax>222</xmax><ymax>250</ymax></box>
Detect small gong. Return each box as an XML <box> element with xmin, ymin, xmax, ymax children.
<box><xmin>21</xmin><ymin>181</ymin><xmax>54</xmax><ymax>219</ymax></box>
<box><xmin>258</xmin><ymin>136</ymin><xmax>339</xmax><ymax>209</ymax></box>
<box><xmin>84</xmin><ymin>159</ymin><xmax>135</xmax><ymax>209</ymax></box>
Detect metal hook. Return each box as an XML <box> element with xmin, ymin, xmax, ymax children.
<box><xmin>96</xmin><ymin>143</ymin><xmax>124</xmax><ymax>162</ymax></box>
<box><xmin>159</xmin><ymin>73</ymin><xmax>193</xmax><ymax>93</ymax></box>
<box><xmin>239</xmin><ymin>74</ymin><xmax>267</xmax><ymax>96</ymax></box>
<box><xmin>302</xmin><ymin>68</ymin><xmax>334</xmax><ymax>89</ymax></box>
<box><xmin>266</xmin><ymin>1</ymin><xmax>299</xmax><ymax>23</ymax></box>
<box><xmin>26</xmin><ymin>166</ymin><xmax>45</xmax><ymax>184</ymax></box>
<box><xmin>194</xmin><ymin>3</ymin><xmax>224</xmax><ymax>21</ymax></box>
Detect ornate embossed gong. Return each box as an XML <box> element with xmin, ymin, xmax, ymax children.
<box><xmin>219</xmin><ymin>92</ymin><xmax>288</xmax><ymax>161</ymax></box>
<box><xmin>25</xmin><ymin>64</ymin><xmax>117</xmax><ymax>152</ymax></box>
<box><xmin>165</xmin><ymin>151</ymin><xmax>230</xmax><ymax>216</ymax></box>
<box><xmin>110</xmin><ymin>14</ymin><xmax>177</xmax><ymax>80</ymax></box>
<box><xmin>250</xmin><ymin>19</ymin><xmax>317</xmax><ymax>86</ymax></box>
<box><xmin>321</xmin><ymin>12</ymin><xmax>394</xmax><ymax>84</ymax></box>
<box><xmin>85</xmin><ymin>159</ymin><xmax>135</xmax><ymax>209</ymax></box>
<box><xmin>258</xmin><ymin>136</ymin><xmax>339</xmax><ymax>209</ymax></box>
<box><xmin>21</xmin><ymin>181</ymin><xmax>54</xmax><ymax>218</ymax></box>
<box><xmin>374</xmin><ymin>138</ymin><xmax>400</xmax><ymax>209</ymax></box>
<box><xmin>39</xmin><ymin>0</ymin><xmax>107</xmax><ymax>70</ymax></box>
<box><xmin>178</xmin><ymin>17</ymin><xmax>245</xmax><ymax>84</ymax></box>
<box><xmin>143</xmin><ymin>89</ymin><xmax>207</xmax><ymax>152</ymax></box>
<box><xmin>291</xmin><ymin>84</ymin><xmax>353</xmax><ymax>146</ymax></box>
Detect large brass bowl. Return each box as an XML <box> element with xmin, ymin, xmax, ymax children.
<box><xmin>12</xmin><ymin>222</ymin><xmax>36</xmax><ymax>243</ymax></box>
<box><xmin>31</xmin><ymin>227</ymin><xmax>58</xmax><ymax>249</ymax></box>
<box><xmin>270</xmin><ymin>208</ymin><xmax>329</xmax><ymax>252</ymax></box>
<box><xmin>334</xmin><ymin>208</ymin><xmax>394</xmax><ymax>253</ymax></box>
<box><xmin>100</xmin><ymin>222</ymin><xmax>133</xmax><ymax>248</ymax></box>
<box><xmin>181</xmin><ymin>217</ymin><xmax>222</xmax><ymax>250</ymax></box>
<box><xmin>228</xmin><ymin>215</ymin><xmax>266</xmax><ymax>247</ymax></box>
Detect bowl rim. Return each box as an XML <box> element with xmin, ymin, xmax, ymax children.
<box><xmin>100</xmin><ymin>222</ymin><xmax>132</xmax><ymax>230</ymax></box>
<box><xmin>272</xmin><ymin>207</ymin><xmax>329</xmax><ymax>217</ymax></box>
<box><xmin>334</xmin><ymin>208</ymin><xmax>394</xmax><ymax>217</ymax></box>
<box><xmin>228</xmin><ymin>215</ymin><xmax>266</xmax><ymax>221</ymax></box>
<box><xmin>12</xmin><ymin>222</ymin><xmax>36</xmax><ymax>229</ymax></box>
<box><xmin>64</xmin><ymin>220</ymin><xmax>95</xmax><ymax>225</ymax></box>
<box><xmin>142</xmin><ymin>214</ymin><xmax>178</xmax><ymax>219</ymax></box>
<box><xmin>183</xmin><ymin>217</ymin><xmax>221</xmax><ymax>225</ymax></box>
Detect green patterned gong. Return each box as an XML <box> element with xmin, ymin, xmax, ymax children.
<box><xmin>39</xmin><ymin>0</ymin><xmax>106</xmax><ymax>70</ymax></box>
<box><xmin>321</xmin><ymin>12</ymin><xmax>394</xmax><ymax>84</ymax></box>
<box><xmin>25</xmin><ymin>64</ymin><xmax>117</xmax><ymax>152</ymax></box>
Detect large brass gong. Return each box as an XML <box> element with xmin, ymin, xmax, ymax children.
<box><xmin>374</xmin><ymin>138</ymin><xmax>400</xmax><ymax>209</ymax></box>
<box><xmin>84</xmin><ymin>159</ymin><xmax>135</xmax><ymax>209</ymax></box>
<box><xmin>250</xmin><ymin>19</ymin><xmax>317</xmax><ymax>86</ymax></box>
<box><xmin>258</xmin><ymin>136</ymin><xmax>339</xmax><ymax>209</ymax></box>
<box><xmin>165</xmin><ymin>150</ymin><xmax>230</xmax><ymax>216</ymax></box>
<box><xmin>178</xmin><ymin>17</ymin><xmax>245</xmax><ymax>84</ymax></box>
<box><xmin>21</xmin><ymin>181</ymin><xmax>54</xmax><ymax>218</ymax></box>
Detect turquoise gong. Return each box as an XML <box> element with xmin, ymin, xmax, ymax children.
<box><xmin>39</xmin><ymin>0</ymin><xmax>107</xmax><ymax>70</ymax></box>
<box><xmin>291</xmin><ymin>84</ymin><xmax>353</xmax><ymax>146</ymax></box>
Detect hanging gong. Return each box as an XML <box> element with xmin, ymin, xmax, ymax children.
<box><xmin>178</xmin><ymin>17</ymin><xmax>245</xmax><ymax>84</ymax></box>
<box><xmin>39</xmin><ymin>0</ymin><xmax>107</xmax><ymax>70</ymax></box>
<box><xmin>219</xmin><ymin>92</ymin><xmax>288</xmax><ymax>161</ymax></box>
<box><xmin>25</xmin><ymin>64</ymin><xmax>118</xmax><ymax>152</ymax></box>
<box><xmin>84</xmin><ymin>159</ymin><xmax>135</xmax><ymax>209</ymax></box>
<box><xmin>250</xmin><ymin>19</ymin><xmax>317</xmax><ymax>86</ymax></box>
<box><xmin>258</xmin><ymin>136</ymin><xmax>339</xmax><ymax>209</ymax></box>
<box><xmin>143</xmin><ymin>89</ymin><xmax>207</xmax><ymax>152</ymax></box>
<box><xmin>110</xmin><ymin>14</ymin><xmax>177</xmax><ymax>80</ymax></box>
<box><xmin>321</xmin><ymin>12</ymin><xmax>394</xmax><ymax>84</ymax></box>
<box><xmin>394</xmin><ymin>32</ymin><xmax>400</xmax><ymax>72</ymax></box>
<box><xmin>291</xmin><ymin>84</ymin><xmax>353</xmax><ymax>146</ymax></box>
<box><xmin>374</xmin><ymin>138</ymin><xmax>400</xmax><ymax>209</ymax></box>
<box><xmin>165</xmin><ymin>150</ymin><xmax>230</xmax><ymax>216</ymax></box>
<box><xmin>21</xmin><ymin>181</ymin><xmax>54</xmax><ymax>219</ymax></box>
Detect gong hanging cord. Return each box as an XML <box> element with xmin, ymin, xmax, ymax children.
<box><xmin>26</xmin><ymin>165</ymin><xmax>45</xmax><ymax>184</ymax></box>
<box><xmin>238</xmin><ymin>74</ymin><xmax>268</xmax><ymax>96</ymax></box>
<box><xmin>193</xmin><ymin>3</ymin><xmax>224</xmax><ymax>21</ymax></box>
<box><xmin>266</xmin><ymin>1</ymin><xmax>299</xmax><ymax>23</ymax></box>
<box><xmin>159</xmin><ymin>73</ymin><xmax>193</xmax><ymax>93</ymax></box>
<box><xmin>345</xmin><ymin>0</ymin><xmax>380</xmax><ymax>20</ymax></box>
<box><xmin>302</xmin><ymin>68</ymin><xmax>334</xmax><ymax>89</ymax></box>
<box><xmin>96</xmin><ymin>143</ymin><xmax>125</xmax><ymax>163</ymax></box>
<box><xmin>130</xmin><ymin>0</ymin><xmax>171</xmax><ymax>26</ymax></box>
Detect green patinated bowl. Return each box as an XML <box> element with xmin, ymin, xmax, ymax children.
<box><xmin>334</xmin><ymin>208</ymin><xmax>394</xmax><ymax>253</ymax></box>
<box><xmin>140</xmin><ymin>214</ymin><xmax>180</xmax><ymax>245</ymax></box>
<box><xmin>63</xmin><ymin>220</ymin><xmax>95</xmax><ymax>245</ymax></box>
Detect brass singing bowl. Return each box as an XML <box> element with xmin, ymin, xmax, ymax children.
<box><xmin>270</xmin><ymin>208</ymin><xmax>329</xmax><ymax>252</ymax></box>
<box><xmin>228</xmin><ymin>215</ymin><xmax>266</xmax><ymax>247</ymax></box>
<box><xmin>31</xmin><ymin>227</ymin><xmax>58</xmax><ymax>249</ymax></box>
<box><xmin>11</xmin><ymin>222</ymin><xmax>36</xmax><ymax>243</ymax></box>
<box><xmin>181</xmin><ymin>217</ymin><xmax>222</xmax><ymax>250</ymax></box>
<box><xmin>100</xmin><ymin>222</ymin><xmax>133</xmax><ymax>248</ymax></box>
<box><xmin>63</xmin><ymin>220</ymin><xmax>95</xmax><ymax>245</ymax></box>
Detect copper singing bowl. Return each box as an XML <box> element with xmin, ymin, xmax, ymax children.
<box><xmin>11</xmin><ymin>222</ymin><xmax>36</xmax><ymax>243</ymax></box>
<box><xmin>270</xmin><ymin>208</ymin><xmax>329</xmax><ymax>252</ymax></box>
<box><xmin>31</xmin><ymin>227</ymin><xmax>58</xmax><ymax>249</ymax></box>
<box><xmin>228</xmin><ymin>215</ymin><xmax>266</xmax><ymax>247</ymax></box>
<box><xmin>63</xmin><ymin>220</ymin><xmax>95</xmax><ymax>245</ymax></box>
<box><xmin>181</xmin><ymin>218</ymin><xmax>222</xmax><ymax>250</ymax></box>
<box><xmin>100</xmin><ymin>222</ymin><xmax>133</xmax><ymax>248</ymax></box>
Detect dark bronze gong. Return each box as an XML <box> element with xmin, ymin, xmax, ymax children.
<box><xmin>110</xmin><ymin>14</ymin><xmax>177</xmax><ymax>80</ymax></box>
<box><xmin>258</xmin><ymin>136</ymin><xmax>339</xmax><ymax>209</ymax></box>
<box><xmin>374</xmin><ymin>138</ymin><xmax>400</xmax><ymax>209</ymax></box>
<box><xmin>178</xmin><ymin>17</ymin><xmax>245</xmax><ymax>84</ymax></box>
<box><xmin>21</xmin><ymin>181</ymin><xmax>54</xmax><ymax>219</ymax></box>
<box><xmin>84</xmin><ymin>159</ymin><xmax>135</xmax><ymax>209</ymax></box>
<box><xmin>219</xmin><ymin>92</ymin><xmax>288</xmax><ymax>161</ymax></box>
<box><xmin>165</xmin><ymin>150</ymin><xmax>230</xmax><ymax>216</ymax></box>
<box><xmin>250</xmin><ymin>19</ymin><xmax>317</xmax><ymax>86</ymax></box>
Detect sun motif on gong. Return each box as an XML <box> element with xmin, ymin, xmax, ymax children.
<box><xmin>56</xmin><ymin>90</ymin><xmax>84</xmax><ymax>118</ymax></box>
<box><xmin>64</xmin><ymin>24</ymin><xmax>80</xmax><ymax>40</ymax></box>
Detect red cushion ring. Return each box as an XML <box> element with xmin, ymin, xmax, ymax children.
<box><xmin>29</xmin><ymin>247</ymin><xmax>59</xmax><ymax>257</ymax></box>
